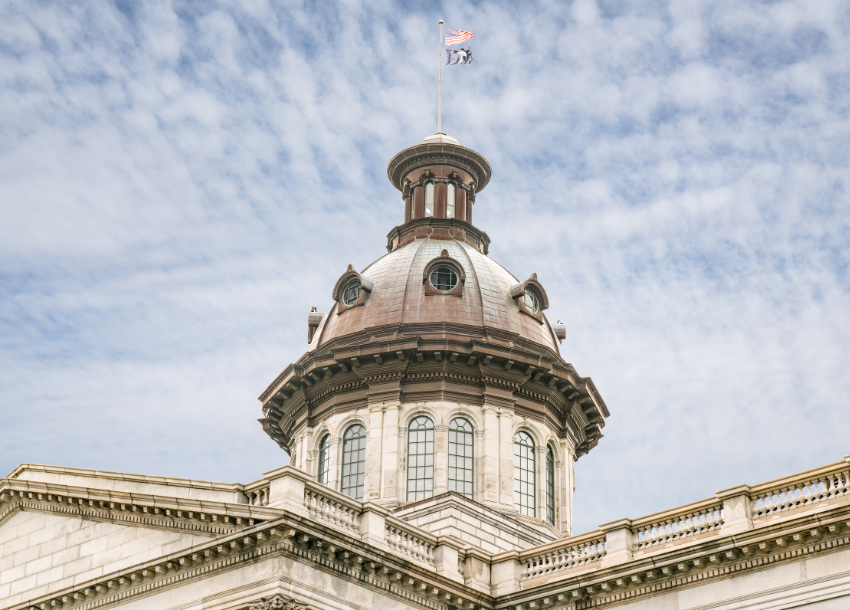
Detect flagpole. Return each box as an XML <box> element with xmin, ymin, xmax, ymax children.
<box><xmin>438</xmin><ymin>19</ymin><xmax>443</xmax><ymax>134</ymax></box>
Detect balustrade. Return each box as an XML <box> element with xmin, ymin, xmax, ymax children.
<box><xmin>304</xmin><ymin>488</ymin><xmax>359</xmax><ymax>533</ymax></box>
<box><xmin>633</xmin><ymin>504</ymin><xmax>723</xmax><ymax>551</ymax></box>
<box><xmin>385</xmin><ymin>523</ymin><xmax>436</xmax><ymax>566</ymax></box>
<box><xmin>751</xmin><ymin>467</ymin><xmax>850</xmax><ymax>519</ymax></box>
<box><xmin>520</xmin><ymin>533</ymin><xmax>606</xmax><ymax>580</ymax></box>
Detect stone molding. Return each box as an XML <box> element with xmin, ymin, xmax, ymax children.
<box><xmin>248</xmin><ymin>594</ymin><xmax>308</xmax><ymax>610</ymax></box>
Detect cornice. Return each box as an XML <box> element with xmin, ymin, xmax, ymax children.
<box><xmin>503</xmin><ymin>506</ymin><xmax>850</xmax><ymax>610</ymax></box>
<box><xmin>0</xmin><ymin>480</ymin><xmax>276</xmax><ymax>535</ymax></box>
<box><xmin>6</xmin><ymin>511</ymin><xmax>487</xmax><ymax>610</ymax></box>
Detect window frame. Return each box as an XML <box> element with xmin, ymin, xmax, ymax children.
<box><xmin>406</xmin><ymin>416</ymin><xmax>435</xmax><ymax>502</ymax></box>
<box><xmin>514</xmin><ymin>430</ymin><xmax>536</xmax><ymax>517</ymax></box>
<box><xmin>341</xmin><ymin>424</ymin><xmax>366</xmax><ymax>500</ymax></box>
<box><xmin>317</xmin><ymin>433</ymin><xmax>331</xmax><ymax>486</ymax></box>
<box><xmin>448</xmin><ymin>417</ymin><xmax>474</xmax><ymax>499</ymax></box>
<box><xmin>422</xmin><ymin>249</ymin><xmax>465</xmax><ymax>297</ymax></box>
<box><xmin>424</xmin><ymin>181</ymin><xmax>435</xmax><ymax>217</ymax></box>
<box><xmin>446</xmin><ymin>182</ymin><xmax>456</xmax><ymax>218</ymax></box>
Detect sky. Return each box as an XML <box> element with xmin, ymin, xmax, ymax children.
<box><xmin>1</xmin><ymin>0</ymin><xmax>849</xmax><ymax>535</ymax></box>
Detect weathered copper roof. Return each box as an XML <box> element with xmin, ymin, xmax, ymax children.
<box><xmin>310</xmin><ymin>238</ymin><xmax>560</xmax><ymax>353</ymax></box>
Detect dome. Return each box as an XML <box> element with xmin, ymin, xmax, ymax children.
<box><xmin>309</xmin><ymin>237</ymin><xmax>560</xmax><ymax>354</ymax></box>
<box><xmin>419</xmin><ymin>132</ymin><xmax>462</xmax><ymax>146</ymax></box>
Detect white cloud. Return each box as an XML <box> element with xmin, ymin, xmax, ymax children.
<box><xmin>0</xmin><ymin>0</ymin><xmax>848</xmax><ymax>534</ymax></box>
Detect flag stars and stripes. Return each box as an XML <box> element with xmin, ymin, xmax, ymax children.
<box><xmin>444</xmin><ymin>29</ymin><xmax>474</xmax><ymax>46</ymax></box>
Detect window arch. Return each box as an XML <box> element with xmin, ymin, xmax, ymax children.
<box><xmin>546</xmin><ymin>445</ymin><xmax>555</xmax><ymax>525</ymax></box>
<box><xmin>448</xmin><ymin>417</ymin><xmax>474</xmax><ymax>498</ymax></box>
<box><xmin>514</xmin><ymin>431</ymin><xmax>536</xmax><ymax>517</ymax></box>
<box><xmin>341</xmin><ymin>424</ymin><xmax>366</xmax><ymax>500</ymax></box>
<box><xmin>406</xmin><ymin>416</ymin><xmax>435</xmax><ymax>501</ymax></box>
<box><xmin>446</xmin><ymin>183</ymin><xmax>456</xmax><ymax>218</ymax></box>
<box><xmin>424</xmin><ymin>182</ymin><xmax>435</xmax><ymax>217</ymax></box>
<box><xmin>317</xmin><ymin>433</ymin><xmax>331</xmax><ymax>486</ymax></box>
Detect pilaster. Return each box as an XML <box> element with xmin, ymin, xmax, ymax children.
<box><xmin>366</xmin><ymin>405</ymin><xmax>384</xmax><ymax>501</ymax></box>
<box><xmin>499</xmin><ymin>408</ymin><xmax>515</xmax><ymax>508</ymax></box>
<box><xmin>482</xmin><ymin>406</ymin><xmax>500</xmax><ymax>503</ymax></box>
<box><xmin>382</xmin><ymin>403</ymin><xmax>401</xmax><ymax>504</ymax></box>
<box><xmin>434</xmin><ymin>424</ymin><xmax>449</xmax><ymax>496</ymax></box>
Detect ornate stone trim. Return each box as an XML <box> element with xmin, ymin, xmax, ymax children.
<box><xmin>249</xmin><ymin>594</ymin><xmax>308</xmax><ymax>610</ymax></box>
<box><xmin>332</xmin><ymin>264</ymin><xmax>375</xmax><ymax>315</ymax></box>
<box><xmin>423</xmin><ymin>249</ymin><xmax>466</xmax><ymax>297</ymax></box>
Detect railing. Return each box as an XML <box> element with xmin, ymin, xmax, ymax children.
<box><xmin>751</xmin><ymin>462</ymin><xmax>850</xmax><ymax>520</ymax></box>
<box><xmin>633</xmin><ymin>501</ymin><xmax>724</xmax><ymax>551</ymax></box>
<box><xmin>245</xmin><ymin>485</ymin><xmax>270</xmax><ymax>506</ymax></box>
<box><xmin>520</xmin><ymin>531</ymin><xmax>607</xmax><ymax>580</ymax></box>
<box><xmin>385</xmin><ymin>518</ymin><xmax>436</xmax><ymax>566</ymax></box>
<box><xmin>304</xmin><ymin>486</ymin><xmax>360</xmax><ymax>533</ymax></box>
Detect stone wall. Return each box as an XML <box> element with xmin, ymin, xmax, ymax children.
<box><xmin>0</xmin><ymin>511</ymin><xmax>210</xmax><ymax>608</ymax></box>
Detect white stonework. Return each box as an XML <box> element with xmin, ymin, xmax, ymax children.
<box><xmin>287</xmin><ymin>401</ymin><xmax>575</xmax><ymax>539</ymax></box>
<box><xmin>2</xmin><ymin>455</ymin><xmax>849</xmax><ymax>610</ymax></box>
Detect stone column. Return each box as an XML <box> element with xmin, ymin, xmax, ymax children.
<box><xmin>301</xmin><ymin>427</ymin><xmax>315</xmax><ymax>475</ymax></box>
<box><xmin>474</xmin><ymin>428</ymin><xmax>485</xmax><ymax>504</ymax></box>
<box><xmin>327</xmin><ymin>437</ymin><xmax>341</xmax><ymax>492</ymax></box>
<box><xmin>536</xmin><ymin>444</ymin><xmax>548</xmax><ymax>521</ymax></box>
<box><xmin>499</xmin><ymin>409</ymin><xmax>515</xmax><ymax>508</ymax></box>
<box><xmin>398</xmin><ymin>423</ymin><xmax>408</xmax><ymax>502</ymax></box>
<box><xmin>366</xmin><ymin>405</ymin><xmax>384</xmax><ymax>501</ymax></box>
<box><xmin>382</xmin><ymin>403</ymin><xmax>401</xmax><ymax>505</ymax></box>
<box><xmin>560</xmin><ymin>439</ymin><xmax>573</xmax><ymax>535</ymax></box>
<box><xmin>435</xmin><ymin>424</ymin><xmax>449</xmax><ymax>496</ymax></box>
<box><xmin>482</xmin><ymin>406</ymin><xmax>500</xmax><ymax>503</ymax></box>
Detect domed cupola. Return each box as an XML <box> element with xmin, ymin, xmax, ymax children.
<box><xmin>259</xmin><ymin>134</ymin><xmax>609</xmax><ymax>546</ymax></box>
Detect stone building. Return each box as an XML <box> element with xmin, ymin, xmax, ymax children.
<box><xmin>1</xmin><ymin>134</ymin><xmax>849</xmax><ymax>610</ymax></box>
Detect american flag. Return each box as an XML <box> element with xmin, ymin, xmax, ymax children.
<box><xmin>444</xmin><ymin>29</ymin><xmax>474</xmax><ymax>46</ymax></box>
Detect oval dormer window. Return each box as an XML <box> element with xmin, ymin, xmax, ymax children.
<box><xmin>342</xmin><ymin>279</ymin><xmax>362</xmax><ymax>305</ymax></box>
<box><xmin>522</xmin><ymin>288</ymin><xmax>540</xmax><ymax>314</ymax></box>
<box><xmin>429</xmin><ymin>266</ymin><xmax>459</xmax><ymax>292</ymax></box>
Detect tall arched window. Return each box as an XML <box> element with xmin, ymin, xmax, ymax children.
<box><xmin>446</xmin><ymin>183</ymin><xmax>456</xmax><ymax>218</ymax></box>
<box><xmin>341</xmin><ymin>424</ymin><xmax>366</xmax><ymax>500</ymax></box>
<box><xmin>546</xmin><ymin>445</ymin><xmax>555</xmax><ymax>525</ymax></box>
<box><xmin>514</xmin><ymin>431</ymin><xmax>536</xmax><ymax>517</ymax></box>
<box><xmin>317</xmin><ymin>434</ymin><xmax>331</xmax><ymax>486</ymax></box>
<box><xmin>424</xmin><ymin>182</ymin><xmax>434</xmax><ymax>217</ymax></box>
<box><xmin>409</xmin><ymin>189</ymin><xmax>415</xmax><ymax>219</ymax></box>
<box><xmin>407</xmin><ymin>416</ymin><xmax>435</xmax><ymax>501</ymax></box>
<box><xmin>448</xmin><ymin>417</ymin><xmax>473</xmax><ymax>498</ymax></box>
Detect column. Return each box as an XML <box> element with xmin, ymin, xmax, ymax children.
<box><xmin>366</xmin><ymin>405</ymin><xmax>385</xmax><ymax>501</ymax></box>
<box><xmin>435</xmin><ymin>424</ymin><xmax>448</xmax><ymax>496</ymax></box>
<box><xmin>536</xmin><ymin>444</ymin><xmax>547</xmax><ymax>521</ymax></box>
<box><xmin>474</xmin><ymin>428</ymin><xmax>485</xmax><ymax>504</ymax></box>
<box><xmin>559</xmin><ymin>439</ymin><xmax>573</xmax><ymax>535</ymax></box>
<box><xmin>327</xmin><ymin>437</ymin><xmax>341</xmax><ymax>492</ymax></box>
<box><xmin>498</xmin><ymin>409</ymin><xmax>515</xmax><ymax>508</ymax></box>
<box><xmin>382</xmin><ymin>403</ymin><xmax>401</xmax><ymax>505</ymax></box>
<box><xmin>398</xmin><ymin>422</ymin><xmax>408</xmax><ymax>501</ymax></box>
<box><xmin>482</xmin><ymin>406</ymin><xmax>500</xmax><ymax>503</ymax></box>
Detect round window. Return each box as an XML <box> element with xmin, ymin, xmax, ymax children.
<box><xmin>429</xmin><ymin>266</ymin><xmax>459</xmax><ymax>292</ymax></box>
<box><xmin>522</xmin><ymin>288</ymin><xmax>540</xmax><ymax>313</ymax></box>
<box><xmin>341</xmin><ymin>279</ymin><xmax>361</xmax><ymax>305</ymax></box>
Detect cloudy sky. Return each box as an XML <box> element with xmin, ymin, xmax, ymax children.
<box><xmin>1</xmin><ymin>0</ymin><xmax>849</xmax><ymax>534</ymax></box>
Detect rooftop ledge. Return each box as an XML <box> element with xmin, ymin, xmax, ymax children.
<box><xmin>3</xmin><ymin>456</ymin><xmax>849</xmax><ymax>608</ymax></box>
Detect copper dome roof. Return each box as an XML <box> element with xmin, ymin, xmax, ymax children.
<box><xmin>309</xmin><ymin>238</ymin><xmax>560</xmax><ymax>354</ymax></box>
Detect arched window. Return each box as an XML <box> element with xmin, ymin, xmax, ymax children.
<box><xmin>341</xmin><ymin>424</ymin><xmax>366</xmax><ymax>500</ymax></box>
<box><xmin>514</xmin><ymin>431</ymin><xmax>536</xmax><ymax>517</ymax></box>
<box><xmin>448</xmin><ymin>417</ymin><xmax>474</xmax><ymax>498</ymax></box>
<box><xmin>407</xmin><ymin>416</ymin><xmax>435</xmax><ymax>501</ymax></box>
<box><xmin>317</xmin><ymin>434</ymin><xmax>331</xmax><ymax>486</ymax></box>
<box><xmin>546</xmin><ymin>445</ymin><xmax>555</xmax><ymax>525</ymax></box>
<box><xmin>446</xmin><ymin>183</ymin><xmax>456</xmax><ymax>218</ymax></box>
<box><xmin>409</xmin><ymin>190</ymin><xmax>415</xmax><ymax>219</ymax></box>
<box><xmin>424</xmin><ymin>182</ymin><xmax>434</xmax><ymax>217</ymax></box>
